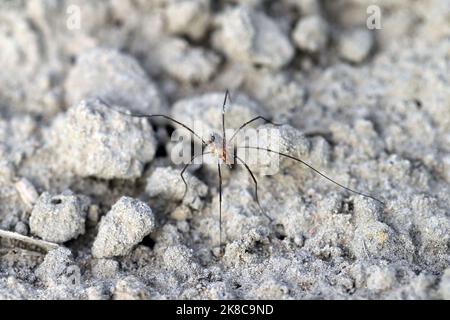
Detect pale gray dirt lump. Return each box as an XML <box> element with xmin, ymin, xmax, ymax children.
<box><xmin>292</xmin><ymin>15</ymin><xmax>329</xmax><ymax>53</ymax></box>
<box><xmin>212</xmin><ymin>5</ymin><xmax>294</xmax><ymax>69</ymax></box>
<box><xmin>65</xmin><ymin>48</ymin><xmax>167</xmax><ymax>115</ymax></box>
<box><xmin>30</xmin><ymin>191</ymin><xmax>90</xmax><ymax>243</ymax></box>
<box><xmin>92</xmin><ymin>197</ymin><xmax>156</xmax><ymax>258</ymax></box>
<box><xmin>47</xmin><ymin>99</ymin><xmax>157</xmax><ymax>180</ymax></box>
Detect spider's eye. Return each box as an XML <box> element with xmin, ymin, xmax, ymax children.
<box><xmin>210</xmin><ymin>135</ymin><xmax>215</xmax><ymax>142</ymax></box>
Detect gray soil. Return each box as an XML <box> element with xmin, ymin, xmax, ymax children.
<box><xmin>1</xmin><ymin>0</ymin><xmax>450</xmax><ymax>300</ymax></box>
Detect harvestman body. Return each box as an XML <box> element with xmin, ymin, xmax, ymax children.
<box><xmin>99</xmin><ymin>91</ymin><xmax>384</xmax><ymax>255</ymax></box>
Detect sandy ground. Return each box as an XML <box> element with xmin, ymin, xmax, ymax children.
<box><xmin>1</xmin><ymin>0</ymin><xmax>450</xmax><ymax>299</ymax></box>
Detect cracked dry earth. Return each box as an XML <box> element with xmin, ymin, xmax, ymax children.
<box><xmin>1</xmin><ymin>0</ymin><xmax>450</xmax><ymax>300</ymax></box>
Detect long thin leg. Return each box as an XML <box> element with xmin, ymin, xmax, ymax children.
<box><xmin>237</xmin><ymin>146</ymin><xmax>385</xmax><ymax>206</ymax></box>
<box><xmin>235</xmin><ymin>156</ymin><xmax>273</xmax><ymax>222</ymax></box>
<box><xmin>222</xmin><ymin>90</ymin><xmax>230</xmax><ymax>161</ymax></box>
<box><xmin>228</xmin><ymin>116</ymin><xmax>283</xmax><ymax>144</ymax></box>
<box><xmin>217</xmin><ymin>163</ymin><xmax>223</xmax><ymax>255</ymax></box>
<box><xmin>180</xmin><ymin>152</ymin><xmax>212</xmax><ymax>200</ymax></box>
<box><xmin>97</xmin><ymin>97</ymin><xmax>208</xmax><ymax>146</ymax></box>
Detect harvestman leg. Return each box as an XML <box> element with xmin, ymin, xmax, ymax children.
<box><xmin>228</xmin><ymin>116</ymin><xmax>283</xmax><ymax>143</ymax></box>
<box><xmin>216</xmin><ymin>90</ymin><xmax>230</xmax><ymax>255</ymax></box>
<box><xmin>235</xmin><ymin>155</ymin><xmax>273</xmax><ymax>222</ymax></box>
<box><xmin>222</xmin><ymin>90</ymin><xmax>229</xmax><ymax>157</ymax></box>
<box><xmin>97</xmin><ymin>97</ymin><xmax>208</xmax><ymax>147</ymax></box>
<box><xmin>181</xmin><ymin>152</ymin><xmax>212</xmax><ymax>200</ymax></box>
<box><xmin>237</xmin><ymin>146</ymin><xmax>385</xmax><ymax>206</ymax></box>
<box><xmin>217</xmin><ymin>162</ymin><xmax>223</xmax><ymax>255</ymax></box>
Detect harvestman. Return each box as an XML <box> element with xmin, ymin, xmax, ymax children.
<box><xmin>99</xmin><ymin>91</ymin><xmax>384</xmax><ymax>254</ymax></box>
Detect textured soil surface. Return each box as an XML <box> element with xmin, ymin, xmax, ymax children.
<box><xmin>1</xmin><ymin>0</ymin><xmax>450</xmax><ymax>299</ymax></box>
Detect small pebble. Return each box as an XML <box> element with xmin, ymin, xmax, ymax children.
<box><xmin>92</xmin><ymin>197</ymin><xmax>156</xmax><ymax>258</ymax></box>
<box><xmin>30</xmin><ymin>191</ymin><xmax>90</xmax><ymax>243</ymax></box>
<box><xmin>154</xmin><ymin>37</ymin><xmax>221</xmax><ymax>83</ymax></box>
<box><xmin>292</xmin><ymin>15</ymin><xmax>329</xmax><ymax>53</ymax></box>
<box><xmin>14</xmin><ymin>221</ymin><xmax>29</xmax><ymax>236</ymax></box>
<box><xmin>212</xmin><ymin>5</ymin><xmax>294</xmax><ymax>69</ymax></box>
<box><xmin>338</xmin><ymin>29</ymin><xmax>374</xmax><ymax>63</ymax></box>
<box><xmin>14</xmin><ymin>178</ymin><xmax>39</xmax><ymax>209</ymax></box>
<box><xmin>87</xmin><ymin>204</ymin><xmax>101</xmax><ymax>226</ymax></box>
